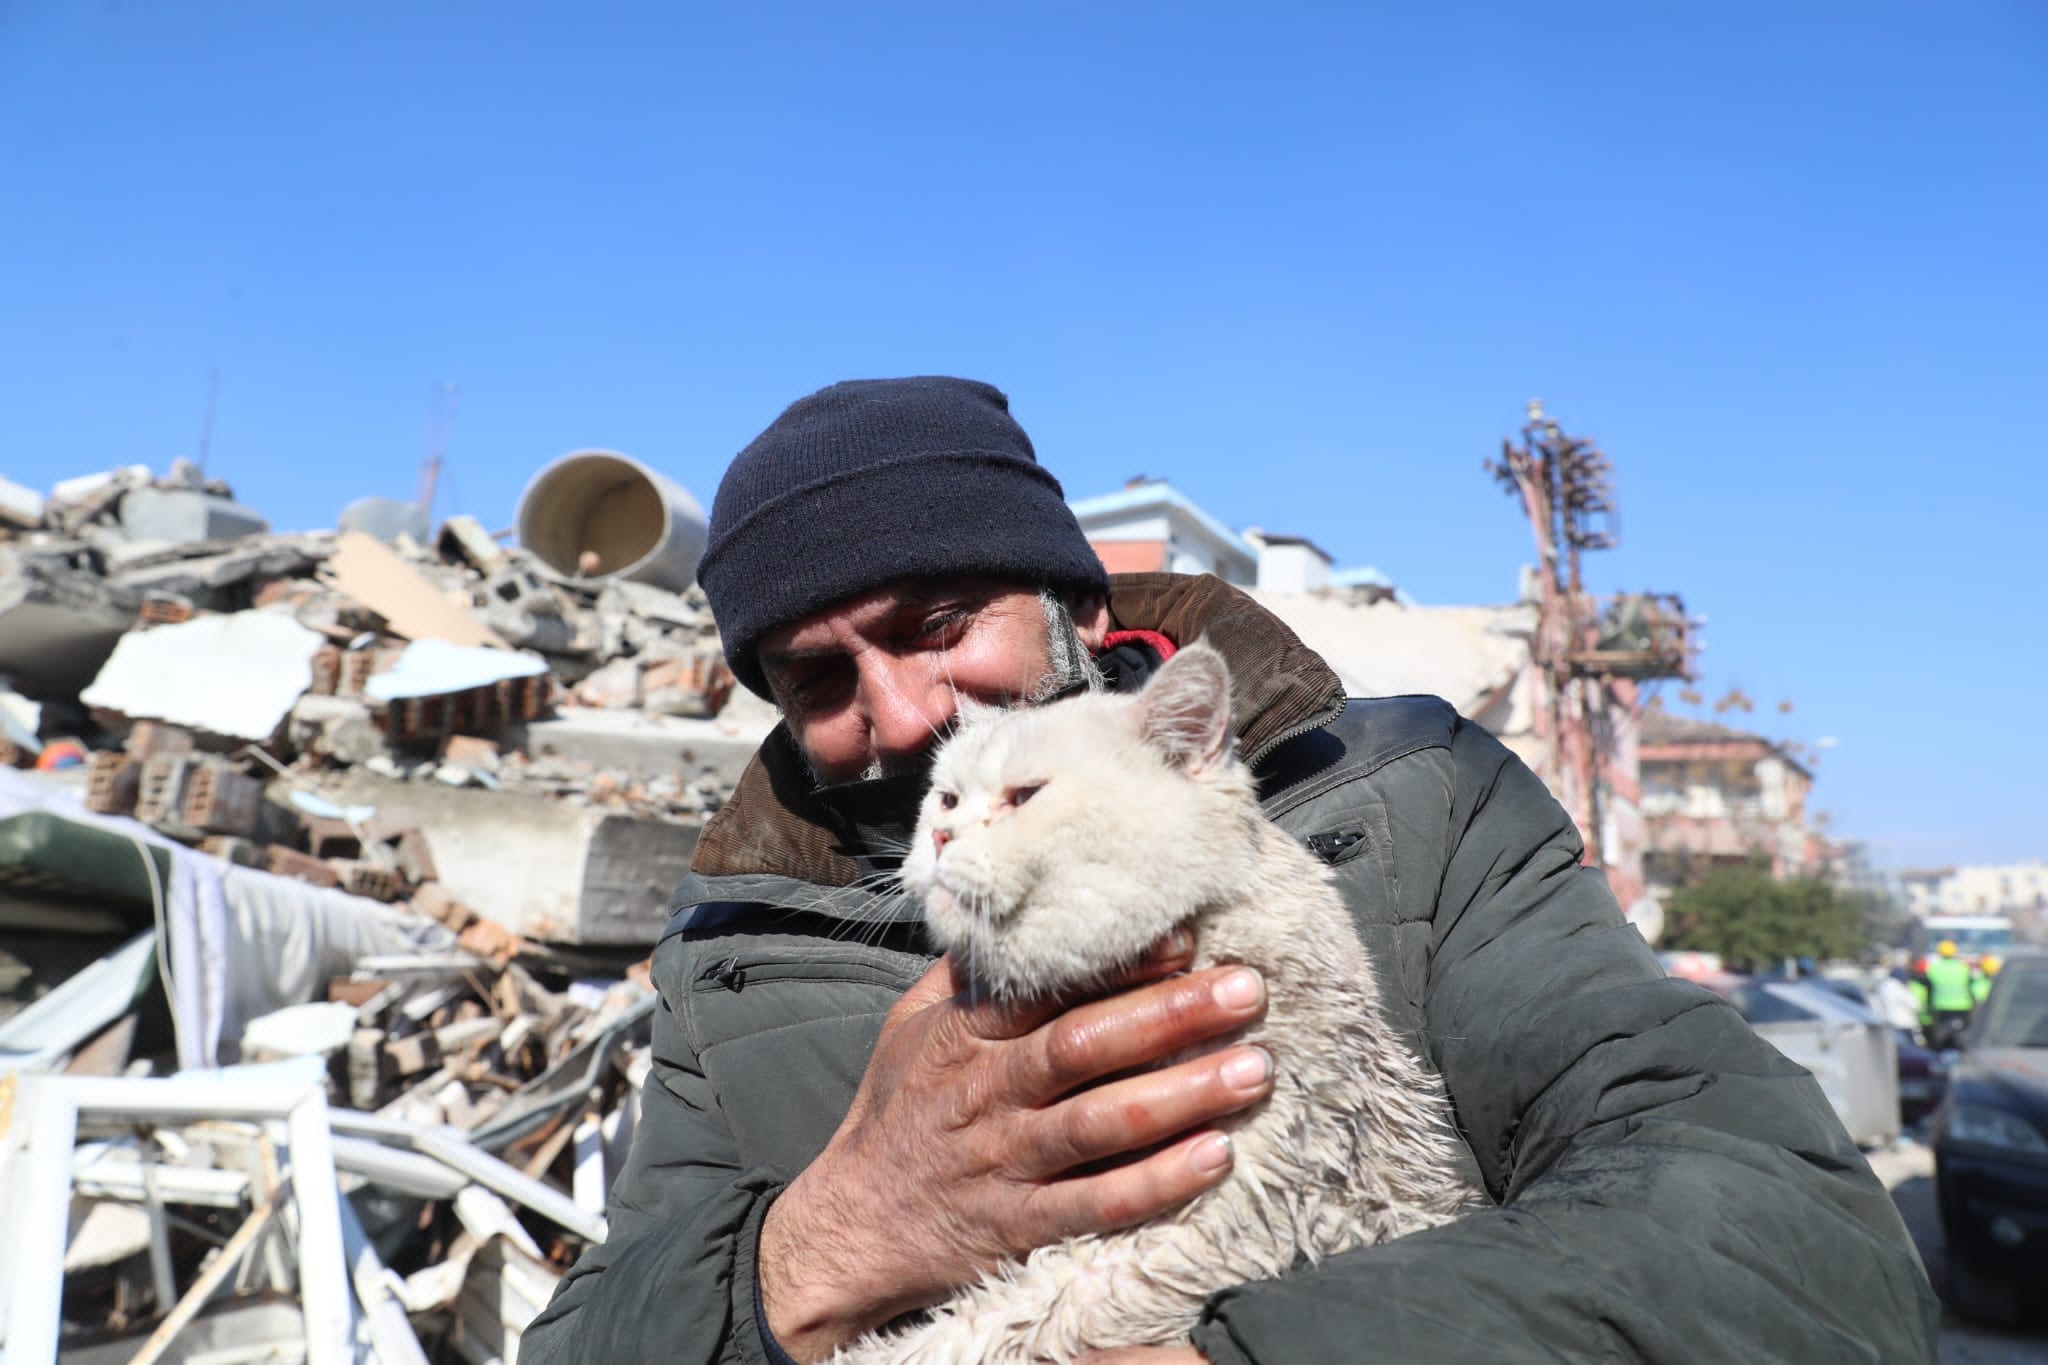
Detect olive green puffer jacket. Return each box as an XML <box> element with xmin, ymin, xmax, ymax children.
<box><xmin>525</xmin><ymin>573</ymin><xmax>1937</xmax><ymax>1364</ymax></box>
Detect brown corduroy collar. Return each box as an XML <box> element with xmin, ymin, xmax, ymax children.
<box><xmin>685</xmin><ymin>573</ymin><xmax>1346</xmax><ymax>888</ymax></box>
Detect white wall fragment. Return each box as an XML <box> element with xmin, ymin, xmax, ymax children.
<box><xmin>81</xmin><ymin>610</ymin><xmax>325</xmax><ymax>742</ymax></box>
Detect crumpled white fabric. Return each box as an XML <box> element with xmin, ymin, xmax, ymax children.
<box><xmin>0</xmin><ymin>768</ymin><xmax>454</xmax><ymax>1068</ymax></box>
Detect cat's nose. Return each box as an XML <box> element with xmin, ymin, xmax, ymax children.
<box><xmin>932</xmin><ymin>827</ymin><xmax>952</xmax><ymax>857</ymax></box>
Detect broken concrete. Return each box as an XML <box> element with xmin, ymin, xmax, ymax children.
<box><xmin>319</xmin><ymin>768</ymin><xmax>699</xmax><ymax>945</ymax></box>
<box><xmin>510</xmin><ymin>706</ymin><xmax>768</xmax><ymax>789</ymax></box>
<box><xmin>117</xmin><ymin>486</ymin><xmax>270</xmax><ymax>544</ymax></box>
<box><xmin>0</xmin><ymin>546</ymin><xmax>139</xmax><ymax>699</ymax></box>
<box><xmin>81</xmin><ymin>609</ymin><xmax>326</xmax><ymax>743</ymax></box>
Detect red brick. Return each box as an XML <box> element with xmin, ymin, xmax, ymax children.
<box><xmin>440</xmin><ymin>734</ymin><xmax>501</xmax><ymax>766</ymax></box>
<box><xmin>264</xmin><ymin>845</ymin><xmax>341</xmax><ymax>888</ymax></box>
<box><xmin>125</xmin><ymin>721</ymin><xmax>196</xmax><ymax>761</ymax></box>
<box><xmin>457</xmin><ymin>917</ymin><xmax>521</xmax><ymax>964</ymax></box>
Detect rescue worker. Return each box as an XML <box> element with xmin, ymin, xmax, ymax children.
<box><xmin>1972</xmin><ymin>954</ymin><xmax>2002</xmax><ymax>1005</ymax></box>
<box><xmin>1924</xmin><ymin>939</ymin><xmax>1976</xmax><ymax>1049</ymax></box>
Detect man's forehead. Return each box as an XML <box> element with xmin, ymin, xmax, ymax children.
<box><xmin>758</xmin><ymin>577</ymin><xmax>1026</xmax><ymax>656</ymax></box>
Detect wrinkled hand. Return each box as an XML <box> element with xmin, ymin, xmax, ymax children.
<box><xmin>758</xmin><ymin>933</ymin><xmax>1271</xmax><ymax>1362</ymax></box>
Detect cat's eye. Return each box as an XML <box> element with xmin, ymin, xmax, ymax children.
<box><xmin>1008</xmin><ymin>784</ymin><xmax>1043</xmax><ymax>807</ymax></box>
<box><xmin>938</xmin><ymin>791</ymin><xmax>959</xmax><ymax>811</ymax></box>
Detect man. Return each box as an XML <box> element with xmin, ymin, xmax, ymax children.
<box><xmin>1924</xmin><ymin>939</ymin><xmax>1977</xmax><ymax>1050</ymax></box>
<box><xmin>525</xmin><ymin>377</ymin><xmax>1937</xmax><ymax>1363</ymax></box>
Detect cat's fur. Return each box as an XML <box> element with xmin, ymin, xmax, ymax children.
<box><xmin>831</xmin><ymin>642</ymin><xmax>1477</xmax><ymax>1364</ymax></box>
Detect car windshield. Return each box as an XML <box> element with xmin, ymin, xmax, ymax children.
<box><xmin>1973</xmin><ymin>965</ymin><xmax>2048</xmax><ymax>1049</ymax></box>
<box><xmin>1719</xmin><ymin>982</ymin><xmax>1820</xmax><ymax>1026</ymax></box>
<box><xmin>1920</xmin><ymin>923</ymin><xmax>2014</xmax><ymax>955</ymax></box>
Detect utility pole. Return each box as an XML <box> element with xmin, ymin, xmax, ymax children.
<box><xmin>416</xmin><ymin>381</ymin><xmax>460</xmax><ymax>524</ymax></box>
<box><xmin>1488</xmin><ymin>403</ymin><xmax>1692</xmax><ymax>869</ymax></box>
<box><xmin>195</xmin><ymin>368</ymin><xmax>220</xmax><ymax>477</ymax></box>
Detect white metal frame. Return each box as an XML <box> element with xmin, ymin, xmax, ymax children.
<box><xmin>0</xmin><ymin>1064</ymin><xmax>356</xmax><ymax>1365</ymax></box>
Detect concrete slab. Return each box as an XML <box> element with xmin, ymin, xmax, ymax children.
<box><xmin>118</xmin><ymin>486</ymin><xmax>270</xmax><ymax>543</ymax></box>
<box><xmin>0</xmin><ymin>550</ymin><xmax>137</xmax><ymax>699</ymax></box>
<box><xmin>509</xmin><ymin>707</ymin><xmax>771</xmax><ymax>788</ymax></box>
<box><xmin>81</xmin><ymin>610</ymin><xmax>324</xmax><ymax>743</ymax></box>
<box><xmin>316</xmin><ymin>769</ymin><xmax>701</xmax><ymax>945</ymax></box>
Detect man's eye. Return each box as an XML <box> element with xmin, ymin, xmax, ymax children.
<box><xmin>784</xmin><ymin>669</ymin><xmax>848</xmax><ymax>708</ymax></box>
<box><xmin>911</xmin><ymin>608</ymin><xmax>972</xmax><ymax>645</ymax></box>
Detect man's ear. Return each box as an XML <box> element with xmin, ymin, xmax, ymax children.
<box><xmin>1136</xmin><ymin>640</ymin><xmax>1232</xmax><ymax>773</ymax></box>
<box><xmin>1070</xmin><ymin>593</ymin><xmax>1111</xmax><ymax>652</ymax></box>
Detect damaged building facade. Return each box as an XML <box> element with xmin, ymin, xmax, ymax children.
<box><xmin>1636</xmin><ymin>710</ymin><xmax>1827</xmax><ymax>897</ymax></box>
<box><xmin>1074</xmin><ymin>476</ymin><xmax>1667</xmax><ymax>930</ymax></box>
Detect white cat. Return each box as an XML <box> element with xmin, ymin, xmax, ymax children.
<box><xmin>832</xmin><ymin>641</ymin><xmax>1477</xmax><ymax>1364</ymax></box>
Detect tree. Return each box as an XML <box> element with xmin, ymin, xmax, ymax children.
<box><xmin>1664</xmin><ymin>863</ymin><xmax>1869</xmax><ymax>968</ymax></box>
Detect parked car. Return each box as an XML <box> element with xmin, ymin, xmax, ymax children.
<box><xmin>1931</xmin><ymin>953</ymin><xmax>2048</xmax><ymax>1323</ymax></box>
<box><xmin>1701</xmin><ymin>974</ymin><xmax>1901</xmax><ymax>1148</ymax></box>
<box><xmin>1894</xmin><ymin>1031</ymin><xmax>1948</xmax><ymax>1126</ymax></box>
<box><xmin>1807</xmin><ymin>972</ymin><xmax>1949</xmax><ymax>1124</ymax></box>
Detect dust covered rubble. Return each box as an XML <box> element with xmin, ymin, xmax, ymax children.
<box><xmin>0</xmin><ymin>460</ymin><xmax>775</xmax><ymax>1362</ymax></box>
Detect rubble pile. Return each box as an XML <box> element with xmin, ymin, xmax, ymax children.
<box><xmin>0</xmin><ymin>462</ymin><xmax>771</xmax><ymax>926</ymax></box>
<box><xmin>0</xmin><ymin>459</ymin><xmax>769</xmax><ymax>1361</ymax></box>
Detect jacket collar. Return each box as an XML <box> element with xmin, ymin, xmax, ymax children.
<box><xmin>685</xmin><ymin>572</ymin><xmax>1346</xmax><ymax>889</ymax></box>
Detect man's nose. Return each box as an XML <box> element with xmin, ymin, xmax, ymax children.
<box><xmin>860</xmin><ymin>661</ymin><xmax>953</xmax><ymax>763</ymax></box>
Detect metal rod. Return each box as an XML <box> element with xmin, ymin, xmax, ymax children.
<box><xmin>127</xmin><ymin>1195</ymin><xmax>278</xmax><ymax>1365</ymax></box>
<box><xmin>137</xmin><ymin>1141</ymin><xmax>181</xmax><ymax>1311</ymax></box>
<box><xmin>1</xmin><ymin>1080</ymin><xmax>79</xmax><ymax>1365</ymax></box>
<box><xmin>337</xmin><ymin>1190</ymin><xmax>430</xmax><ymax>1365</ymax></box>
<box><xmin>329</xmin><ymin>1108</ymin><xmax>606</xmax><ymax>1243</ymax></box>
<box><xmin>285</xmin><ymin>1092</ymin><xmax>354</xmax><ymax>1365</ymax></box>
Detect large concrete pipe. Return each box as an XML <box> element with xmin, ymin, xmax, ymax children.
<box><xmin>515</xmin><ymin>450</ymin><xmax>708</xmax><ymax>592</ymax></box>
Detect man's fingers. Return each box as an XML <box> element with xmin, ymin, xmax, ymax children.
<box><xmin>949</xmin><ymin>929</ymin><xmax>1200</xmax><ymax>1044</ymax></box>
<box><xmin>1027</xmin><ymin>965</ymin><xmax>1267</xmax><ymax>1097</ymax></box>
<box><xmin>1024</xmin><ymin>1127</ymin><xmax>1236</xmax><ymax>1241</ymax></box>
<box><xmin>893</xmin><ymin>954</ymin><xmax>962</xmax><ymax>1014</ymax></box>
<box><xmin>1025</xmin><ymin>1046</ymin><xmax>1273</xmax><ymax>1178</ymax></box>
<box><xmin>1102</xmin><ymin>928</ymin><xmax>1197</xmax><ymax>988</ymax></box>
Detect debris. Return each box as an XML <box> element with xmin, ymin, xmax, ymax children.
<box><xmin>515</xmin><ymin>447</ymin><xmax>708</xmax><ymax>592</ymax></box>
<box><xmin>0</xmin><ymin>475</ymin><xmax>47</xmax><ymax>529</ymax></box>
<box><xmin>0</xmin><ymin>932</ymin><xmax>157</xmax><ymax>1075</ymax></box>
<box><xmin>239</xmin><ymin>1000</ymin><xmax>359</xmax><ymax>1062</ymax></box>
<box><xmin>324</xmin><ymin>531</ymin><xmax>510</xmax><ymax>650</ymax></box>
<box><xmin>0</xmin><ymin>453</ymin><xmax>739</xmax><ymax>1355</ymax></box>
<box><xmin>437</xmin><ymin>514</ymin><xmax>506</xmax><ymax>573</ymax></box>
<box><xmin>0</xmin><ymin>543</ymin><xmax>139</xmax><ymax>699</ymax></box>
<box><xmin>117</xmin><ymin>485</ymin><xmax>270</xmax><ymax>544</ymax></box>
<box><xmin>80</xmin><ymin>610</ymin><xmax>327</xmax><ymax>743</ymax></box>
<box><xmin>338</xmin><ymin>494</ymin><xmax>433</xmax><ymax>546</ymax></box>
<box><xmin>366</xmin><ymin>639</ymin><xmax>550</xmax><ymax>704</ymax></box>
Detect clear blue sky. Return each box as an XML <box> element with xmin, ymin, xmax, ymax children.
<box><xmin>3</xmin><ymin>3</ymin><xmax>2043</xmax><ymax>870</ymax></box>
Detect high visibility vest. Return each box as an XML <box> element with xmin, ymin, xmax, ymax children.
<box><xmin>1971</xmin><ymin>972</ymin><xmax>1992</xmax><ymax>1005</ymax></box>
<box><xmin>1926</xmin><ymin>956</ymin><xmax>1975</xmax><ymax>1013</ymax></box>
<box><xmin>1909</xmin><ymin>978</ymin><xmax>1932</xmax><ymax>1024</ymax></box>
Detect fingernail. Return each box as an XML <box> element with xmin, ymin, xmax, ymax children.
<box><xmin>1213</xmin><ymin>968</ymin><xmax>1263</xmax><ymax>1010</ymax></box>
<box><xmin>1221</xmin><ymin>1047</ymin><xmax>1271</xmax><ymax>1091</ymax></box>
<box><xmin>1147</xmin><ymin>928</ymin><xmax>1192</xmax><ymax>962</ymax></box>
<box><xmin>1190</xmin><ymin>1132</ymin><xmax>1232</xmax><ymax>1173</ymax></box>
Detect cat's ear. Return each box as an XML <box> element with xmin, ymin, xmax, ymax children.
<box><xmin>1136</xmin><ymin>641</ymin><xmax>1232</xmax><ymax>773</ymax></box>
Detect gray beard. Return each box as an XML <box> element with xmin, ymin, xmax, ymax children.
<box><xmin>822</xmin><ymin>588</ymin><xmax>1105</xmax><ymax>786</ymax></box>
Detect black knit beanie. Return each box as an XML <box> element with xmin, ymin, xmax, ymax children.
<box><xmin>699</xmin><ymin>377</ymin><xmax>1110</xmax><ymax>698</ymax></box>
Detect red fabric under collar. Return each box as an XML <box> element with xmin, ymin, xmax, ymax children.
<box><xmin>1099</xmin><ymin>628</ymin><xmax>1177</xmax><ymax>661</ymax></box>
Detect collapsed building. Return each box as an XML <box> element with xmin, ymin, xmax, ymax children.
<box><xmin>0</xmin><ymin>453</ymin><xmax>776</xmax><ymax>1362</ymax></box>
